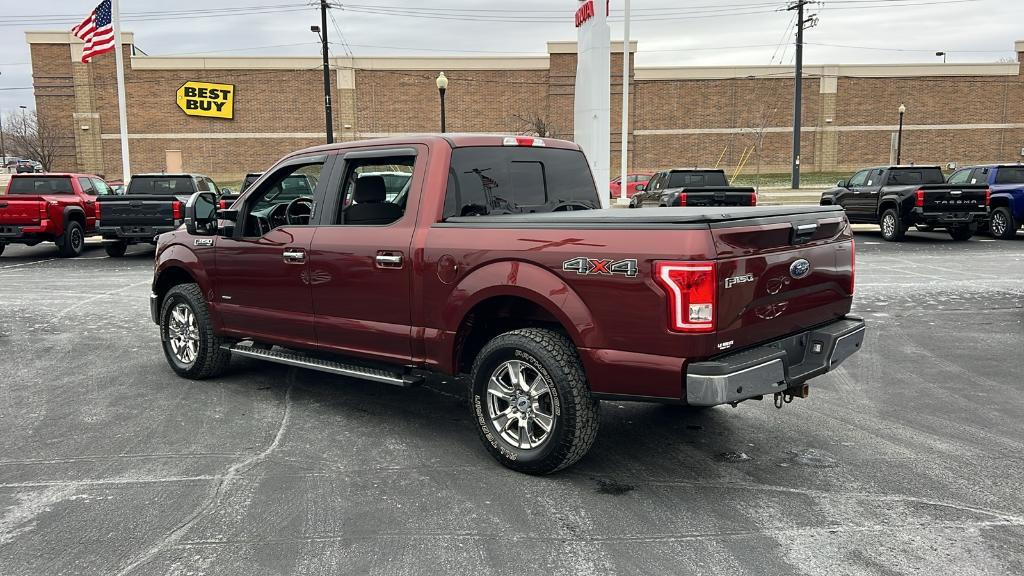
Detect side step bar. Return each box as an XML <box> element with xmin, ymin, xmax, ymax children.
<box><xmin>226</xmin><ymin>343</ymin><xmax>422</xmax><ymax>387</ymax></box>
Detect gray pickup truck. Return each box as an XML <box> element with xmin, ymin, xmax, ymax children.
<box><xmin>97</xmin><ymin>173</ymin><xmax>220</xmax><ymax>256</ymax></box>
<box><xmin>629</xmin><ymin>169</ymin><xmax>757</xmax><ymax>208</ymax></box>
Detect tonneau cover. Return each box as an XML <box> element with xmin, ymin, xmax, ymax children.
<box><xmin>444</xmin><ymin>205</ymin><xmax>841</xmax><ymax>226</ymax></box>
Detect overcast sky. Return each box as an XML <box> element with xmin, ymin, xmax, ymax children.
<box><xmin>2</xmin><ymin>0</ymin><xmax>1022</xmax><ymax>113</ymax></box>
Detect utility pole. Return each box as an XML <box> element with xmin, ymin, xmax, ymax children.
<box><xmin>320</xmin><ymin>0</ymin><xmax>334</xmax><ymax>144</ymax></box>
<box><xmin>787</xmin><ymin>1</ymin><xmax>816</xmax><ymax>189</ymax></box>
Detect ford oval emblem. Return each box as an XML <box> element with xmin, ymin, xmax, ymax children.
<box><xmin>790</xmin><ymin>259</ymin><xmax>811</xmax><ymax>279</ymax></box>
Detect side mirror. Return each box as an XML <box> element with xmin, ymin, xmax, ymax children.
<box><xmin>184</xmin><ymin>191</ymin><xmax>218</xmax><ymax>236</ymax></box>
<box><xmin>220</xmin><ymin>187</ymin><xmax>233</xmax><ymax>195</ymax></box>
<box><xmin>837</xmin><ymin>180</ymin><xmax>848</xmax><ymax>188</ymax></box>
<box><xmin>635</xmin><ymin>184</ymin><xmax>646</xmax><ymax>192</ymax></box>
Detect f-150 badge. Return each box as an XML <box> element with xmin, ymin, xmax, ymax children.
<box><xmin>562</xmin><ymin>257</ymin><xmax>638</xmax><ymax>277</ymax></box>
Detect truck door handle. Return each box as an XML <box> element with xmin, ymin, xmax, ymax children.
<box><xmin>375</xmin><ymin>252</ymin><xmax>403</xmax><ymax>269</ymax></box>
<box><xmin>283</xmin><ymin>249</ymin><xmax>306</xmax><ymax>264</ymax></box>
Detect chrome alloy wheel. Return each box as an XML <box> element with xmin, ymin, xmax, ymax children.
<box><xmin>882</xmin><ymin>213</ymin><xmax>896</xmax><ymax>238</ymax></box>
<box><xmin>486</xmin><ymin>359</ymin><xmax>555</xmax><ymax>450</ymax></box>
<box><xmin>167</xmin><ymin>303</ymin><xmax>200</xmax><ymax>364</ymax></box>
<box><xmin>991</xmin><ymin>211</ymin><xmax>1008</xmax><ymax>237</ymax></box>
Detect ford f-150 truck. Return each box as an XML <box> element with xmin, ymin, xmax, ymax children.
<box><xmin>0</xmin><ymin>173</ymin><xmax>112</xmax><ymax>257</ymax></box>
<box><xmin>821</xmin><ymin>165</ymin><xmax>989</xmax><ymax>241</ymax></box>
<box><xmin>948</xmin><ymin>164</ymin><xmax>1023</xmax><ymax>239</ymax></box>
<box><xmin>151</xmin><ymin>135</ymin><xmax>864</xmax><ymax>474</ymax></box>
<box><xmin>629</xmin><ymin>169</ymin><xmax>757</xmax><ymax>208</ymax></box>
<box><xmin>97</xmin><ymin>173</ymin><xmax>221</xmax><ymax>256</ymax></box>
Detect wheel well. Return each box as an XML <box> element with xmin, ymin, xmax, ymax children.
<box><xmin>989</xmin><ymin>196</ymin><xmax>1011</xmax><ymax>210</ymax></box>
<box><xmin>153</xmin><ymin>266</ymin><xmax>197</xmax><ymax>311</ymax></box>
<box><xmin>66</xmin><ymin>210</ymin><xmax>86</xmax><ymax>227</ymax></box>
<box><xmin>453</xmin><ymin>295</ymin><xmax>568</xmax><ymax>375</ymax></box>
<box><xmin>879</xmin><ymin>201</ymin><xmax>900</xmax><ymax>217</ymax></box>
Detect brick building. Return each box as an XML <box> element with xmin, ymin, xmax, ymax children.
<box><xmin>27</xmin><ymin>31</ymin><xmax>1024</xmax><ymax>181</ymax></box>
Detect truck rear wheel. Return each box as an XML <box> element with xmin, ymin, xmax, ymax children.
<box><xmin>56</xmin><ymin>221</ymin><xmax>84</xmax><ymax>257</ymax></box>
<box><xmin>879</xmin><ymin>209</ymin><xmax>906</xmax><ymax>242</ymax></box>
<box><xmin>159</xmin><ymin>283</ymin><xmax>230</xmax><ymax>379</ymax></box>
<box><xmin>105</xmin><ymin>240</ymin><xmax>129</xmax><ymax>257</ymax></box>
<box><xmin>990</xmin><ymin>207</ymin><xmax>1018</xmax><ymax>240</ymax></box>
<box><xmin>948</xmin><ymin>225</ymin><xmax>974</xmax><ymax>241</ymax></box>
<box><xmin>470</xmin><ymin>328</ymin><xmax>599</xmax><ymax>474</ymax></box>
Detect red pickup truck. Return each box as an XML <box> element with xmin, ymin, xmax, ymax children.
<box><xmin>151</xmin><ymin>135</ymin><xmax>864</xmax><ymax>474</ymax></box>
<box><xmin>0</xmin><ymin>173</ymin><xmax>112</xmax><ymax>257</ymax></box>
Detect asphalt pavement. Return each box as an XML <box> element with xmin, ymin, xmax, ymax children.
<box><xmin>0</xmin><ymin>230</ymin><xmax>1022</xmax><ymax>575</ymax></box>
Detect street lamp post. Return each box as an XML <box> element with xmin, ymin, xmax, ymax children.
<box><xmin>436</xmin><ymin>72</ymin><xmax>448</xmax><ymax>133</ymax></box>
<box><xmin>0</xmin><ymin>71</ymin><xmax>5</xmax><ymax>170</ymax></box>
<box><xmin>936</xmin><ymin>51</ymin><xmax>947</xmax><ymax>63</ymax></box>
<box><xmin>896</xmin><ymin>103</ymin><xmax>906</xmax><ymax>165</ymax></box>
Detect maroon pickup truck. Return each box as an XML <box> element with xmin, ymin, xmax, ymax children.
<box><xmin>151</xmin><ymin>135</ymin><xmax>864</xmax><ymax>474</ymax></box>
<box><xmin>0</xmin><ymin>173</ymin><xmax>112</xmax><ymax>257</ymax></box>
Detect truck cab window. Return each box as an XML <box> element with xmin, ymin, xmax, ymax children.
<box><xmin>947</xmin><ymin>169</ymin><xmax>972</xmax><ymax>185</ymax></box>
<box><xmin>848</xmin><ymin>170</ymin><xmax>869</xmax><ymax>187</ymax></box>
<box><xmin>77</xmin><ymin>177</ymin><xmax>96</xmax><ymax>195</ymax></box>
<box><xmin>335</xmin><ymin>156</ymin><xmax>414</xmax><ymax>225</ymax></box>
<box><xmin>241</xmin><ymin>161</ymin><xmax>324</xmax><ymax>236</ymax></box>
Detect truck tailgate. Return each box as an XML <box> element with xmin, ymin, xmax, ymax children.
<box><xmin>99</xmin><ymin>195</ymin><xmax>179</xmax><ymax>227</ymax></box>
<box><xmin>919</xmin><ymin>184</ymin><xmax>988</xmax><ymax>213</ymax></box>
<box><xmin>0</xmin><ymin>197</ymin><xmax>44</xmax><ymax>225</ymax></box>
<box><xmin>683</xmin><ymin>187</ymin><xmax>756</xmax><ymax>207</ymax></box>
<box><xmin>711</xmin><ymin>212</ymin><xmax>855</xmax><ymax>352</ymax></box>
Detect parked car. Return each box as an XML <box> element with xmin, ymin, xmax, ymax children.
<box><xmin>948</xmin><ymin>164</ymin><xmax>1023</xmax><ymax>239</ymax></box>
<box><xmin>629</xmin><ymin>169</ymin><xmax>756</xmax><ymax>208</ymax></box>
<box><xmin>821</xmin><ymin>165</ymin><xmax>989</xmax><ymax>241</ymax></box>
<box><xmin>609</xmin><ymin>172</ymin><xmax>652</xmax><ymax>200</ymax></box>
<box><xmin>15</xmin><ymin>159</ymin><xmax>42</xmax><ymax>173</ymax></box>
<box><xmin>97</xmin><ymin>173</ymin><xmax>220</xmax><ymax>257</ymax></box>
<box><xmin>0</xmin><ymin>173</ymin><xmax>112</xmax><ymax>257</ymax></box>
<box><xmin>150</xmin><ymin>135</ymin><xmax>864</xmax><ymax>474</ymax></box>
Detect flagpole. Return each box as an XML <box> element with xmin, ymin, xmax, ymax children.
<box><xmin>111</xmin><ymin>0</ymin><xmax>131</xmax><ymax>181</ymax></box>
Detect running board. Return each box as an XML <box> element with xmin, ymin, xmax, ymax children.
<box><xmin>226</xmin><ymin>343</ymin><xmax>421</xmax><ymax>387</ymax></box>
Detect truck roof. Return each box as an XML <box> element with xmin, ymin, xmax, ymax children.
<box><xmin>11</xmin><ymin>172</ymin><xmax>100</xmax><ymax>178</ymax></box>
<box><xmin>660</xmin><ymin>168</ymin><xmax>726</xmax><ymax>173</ymax></box>
<box><xmin>132</xmin><ymin>173</ymin><xmax>210</xmax><ymax>178</ymax></box>
<box><xmin>289</xmin><ymin>134</ymin><xmax>582</xmax><ymax>159</ymax></box>
<box><xmin>867</xmin><ymin>165</ymin><xmax>943</xmax><ymax>171</ymax></box>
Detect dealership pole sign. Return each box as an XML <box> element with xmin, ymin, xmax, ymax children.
<box><xmin>574</xmin><ymin>0</ymin><xmax>611</xmax><ymax>208</ymax></box>
<box><xmin>176</xmin><ymin>81</ymin><xmax>235</xmax><ymax>119</ymax></box>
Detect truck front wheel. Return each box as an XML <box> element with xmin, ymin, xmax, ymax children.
<box><xmin>879</xmin><ymin>209</ymin><xmax>906</xmax><ymax>242</ymax></box>
<box><xmin>105</xmin><ymin>240</ymin><xmax>129</xmax><ymax>257</ymax></box>
<box><xmin>56</xmin><ymin>221</ymin><xmax>84</xmax><ymax>257</ymax></box>
<box><xmin>159</xmin><ymin>283</ymin><xmax>231</xmax><ymax>379</ymax></box>
<box><xmin>470</xmin><ymin>328</ymin><xmax>599</xmax><ymax>474</ymax></box>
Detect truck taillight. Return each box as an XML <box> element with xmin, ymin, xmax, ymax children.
<box><xmin>172</xmin><ymin>200</ymin><xmax>182</xmax><ymax>220</ymax></box>
<box><xmin>219</xmin><ymin>199</ymin><xmax>229</xmax><ymax>210</ymax></box>
<box><xmin>503</xmin><ymin>136</ymin><xmax>546</xmax><ymax>147</ymax></box>
<box><xmin>676</xmin><ymin>193</ymin><xmax>687</xmax><ymax>206</ymax></box>
<box><xmin>653</xmin><ymin>261</ymin><xmax>717</xmax><ymax>333</ymax></box>
<box><xmin>38</xmin><ymin>203</ymin><xmax>47</xmax><ymax>220</ymax></box>
<box><xmin>750</xmin><ymin>191</ymin><xmax>758</xmax><ymax>206</ymax></box>
<box><xmin>914</xmin><ymin>189</ymin><xmax>925</xmax><ymax>208</ymax></box>
<box><xmin>95</xmin><ymin>200</ymin><xmax>101</xmax><ymax>219</ymax></box>
<box><xmin>985</xmin><ymin>188</ymin><xmax>991</xmax><ymax>206</ymax></box>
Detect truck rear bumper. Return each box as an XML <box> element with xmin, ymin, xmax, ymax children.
<box><xmin>685</xmin><ymin>316</ymin><xmax>866</xmax><ymax>406</ymax></box>
<box><xmin>0</xmin><ymin>224</ymin><xmax>51</xmax><ymax>243</ymax></box>
<box><xmin>911</xmin><ymin>208</ymin><xmax>987</xmax><ymax>225</ymax></box>
<box><xmin>100</xmin><ymin>225</ymin><xmax>176</xmax><ymax>243</ymax></box>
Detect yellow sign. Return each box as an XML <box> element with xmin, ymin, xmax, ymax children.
<box><xmin>176</xmin><ymin>81</ymin><xmax>234</xmax><ymax>119</ymax></box>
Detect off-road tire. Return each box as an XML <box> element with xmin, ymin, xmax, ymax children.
<box><xmin>879</xmin><ymin>208</ymin><xmax>906</xmax><ymax>242</ymax></box>
<box><xmin>948</xmin><ymin>225</ymin><xmax>974</xmax><ymax>241</ymax></box>
<box><xmin>159</xmin><ymin>283</ymin><xmax>230</xmax><ymax>379</ymax></box>
<box><xmin>105</xmin><ymin>240</ymin><xmax>129</xmax><ymax>257</ymax></box>
<box><xmin>56</xmin><ymin>220</ymin><xmax>84</xmax><ymax>257</ymax></box>
<box><xmin>990</xmin><ymin>207</ymin><xmax>1018</xmax><ymax>240</ymax></box>
<box><xmin>470</xmin><ymin>328</ymin><xmax>599</xmax><ymax>474</ymax></box>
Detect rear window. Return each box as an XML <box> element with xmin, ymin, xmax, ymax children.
<box><xmin>8</xmin><ymin>177</ymin><xmax>73</xmax><ymax>194</ymax></box>
<box><xmin>887</xmin><ymin>168</ymin><xmax>945</xmax><ymax>185</ymax></box>
<box><xmin>443</xmin><ymin>147</ymin><xmax>599</xmax><ymax>218</ymax></box>
<box><xmin>667</xmin><ymin>171</ymin><xmax>728</xmax><ymax>188</ymax></box>
<box><xmin>995</xmin><ymin>167</ymin><xmax>1024</xmax><ymax>185</ymax></box>
<box><xmin>127</xmin><ymin>176</ymin><xmax>194</xmax><ymax>195</ymax></box>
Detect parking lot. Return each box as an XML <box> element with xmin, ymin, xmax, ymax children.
<box><xmin>0</xmin><ymin>231</ymin><xmax>1022</xmax><ymax>575</ymax></box>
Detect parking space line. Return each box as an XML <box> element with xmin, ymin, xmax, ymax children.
<box><xmin>0</xmin><ymin>258</ymin><xmax>57</xmax><ymax>270</ymax></box>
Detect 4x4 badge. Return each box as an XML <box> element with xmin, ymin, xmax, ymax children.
<box><xmin>562</xmin><ymin>257</ymin><xmax>638</xmax><ymax>277</ymax></box>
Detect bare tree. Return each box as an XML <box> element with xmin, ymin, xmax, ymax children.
<box><xmin>6</xmin><ymin>111</ymin><xmax>66</xmax><ymax>172</ymax></box>
<box><xmin>512</xmin><ymin>112</ymin><xmax>555</xmax><ymax>138</ymax></box>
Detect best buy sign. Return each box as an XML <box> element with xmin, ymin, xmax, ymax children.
<box><xmin>176</xmin><ymin>81</ymin><xmax>234</xmax><ymax>119</ymax></box>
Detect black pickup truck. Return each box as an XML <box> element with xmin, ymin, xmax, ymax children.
<box><xmin>821</xmin><ymin>166</ymin><xmax>989</xmax><ymax>241</ymax></box>
<box><xmin>97</xmin><ymin>173</ymin><xmax>220</xmax><ymax>256</ymax></box>
<box><xmin>629</xmin><ymin>169</ymin><xmax>756</xmax><ymax>208</ymax></box>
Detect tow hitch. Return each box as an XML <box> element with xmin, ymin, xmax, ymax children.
<box><xmin>773</xmin><ymin>384</ymin><xmax>809</xmax><ymax>409</ymax></box>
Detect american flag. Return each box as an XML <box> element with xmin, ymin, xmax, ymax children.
<box><xmin>71</xmin><ymin>0</ymin><xmax>115</xmax><ymax>64</ymax></box>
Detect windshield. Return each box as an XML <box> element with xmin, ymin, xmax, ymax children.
<box><xmin>8</xmin><ymin>177</ymin><xmax>73</xmax><ymax>194</ymax></box>
<box><xmin>444</xmin><ymin>147</ymin><xmax>599</xmax><ymax>218</ymax></box>
<box><xmin>887</xmin><ymin>168</ymin><xmax>946</xmax><ymax>185</ymax></box>
<box><xmin>127</xmin><ymin>176</ymin><xmax>194</xmax><ymax>195</ymax></box>
<box><xmin>668</xmin><ymin>171</ymin><xmax>728</xmax><ymax>188</ymax></box>
<box><xmin>995</xmin><ymin>167</ymin><xmax>1024</xmax><ymax>185</ymax></box>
